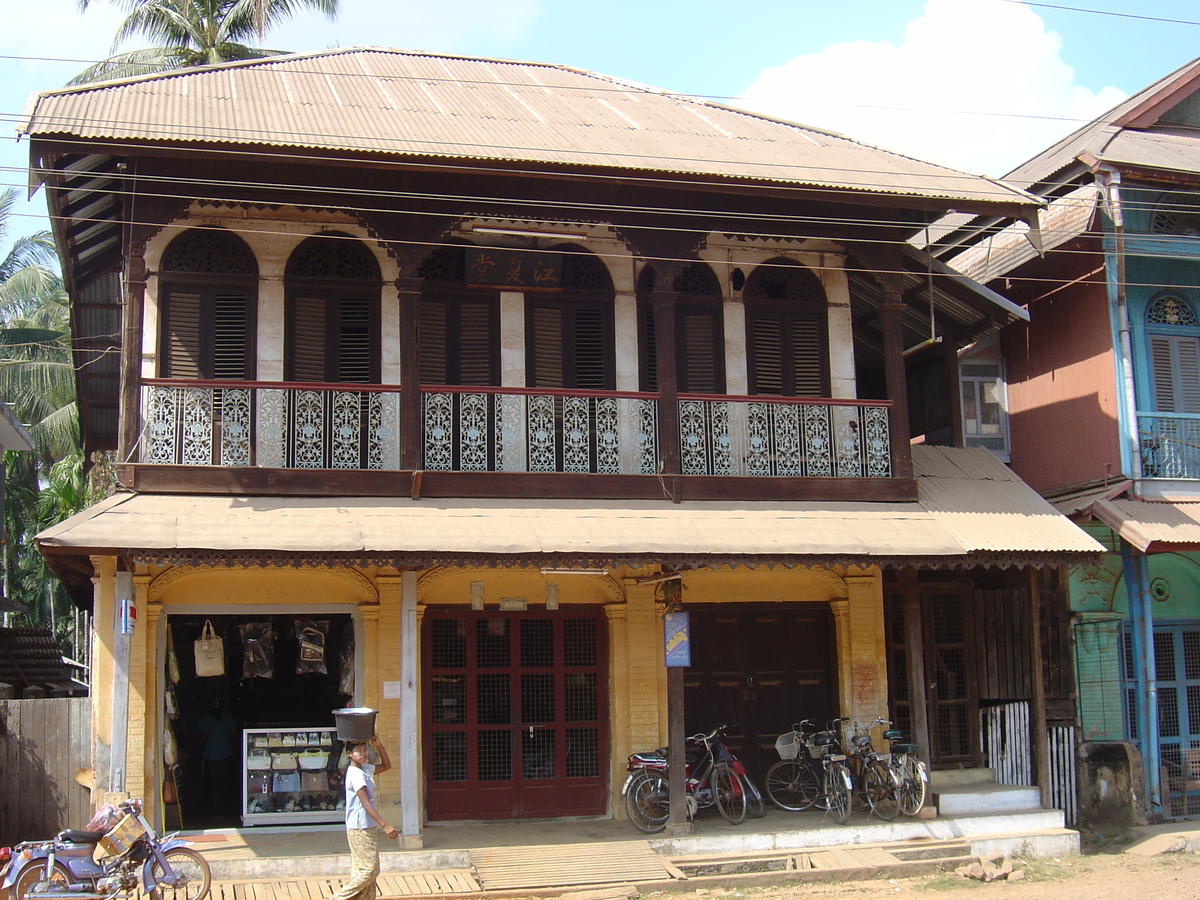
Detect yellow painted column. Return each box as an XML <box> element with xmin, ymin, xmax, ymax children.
<box><xmin>126</xmin><ymin>573</ymin><xmax>151</xmax><ymax>802</ymax></box>
<box><xmin>374</xmin><ymin>575</ymin><xmax>402</xmax><ymax>828</ymax></box>
<box><xmin>623</xmin><ymin>581</ymin><xmax>663</xmax><ymax>754</ymax></box>
<box><xmin>841</xmin><ymin>570</ymin><xmax>889</xmax><ymax>727</ymax></box>
<box><xmin>89</xmin><ymin>556</ymin><xmax>117</xmax><ymax>808</ymax></box>
<box><xmin>604</xmin><ymin>602</ymin><xmax>629</xmax><ymax>816</ymax></box>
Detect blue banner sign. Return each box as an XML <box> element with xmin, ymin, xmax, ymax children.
<box><xmin>663</xmin><ymin>611</ymin><xmax>691</xmax><ymax>667</ymax></box>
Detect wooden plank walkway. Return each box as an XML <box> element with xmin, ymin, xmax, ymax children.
<box><xmin>470</xmin><ymin>841</ymin><xmax>676</xmax><ymax>890</ymax></box>
<box><xmin>207</xmin><ymin>869</ymin><xmax>479</xmax><ymax>900</ymax></box>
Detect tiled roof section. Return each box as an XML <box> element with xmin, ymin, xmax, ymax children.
<box><xmin>0</xmin><ymin>628</ymin><xmax>71</xmax><ymax>688</ymax></box>
<box><xmin>21</xmin><ymin>47</ymin><xmax>1035</xmax><ymax>208</ymax></box>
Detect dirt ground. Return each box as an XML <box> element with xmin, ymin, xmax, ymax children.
<box><xmin>641</xmin><ymin>847</ymin><xmax>1200</xmax><ymax>900</ymax></box>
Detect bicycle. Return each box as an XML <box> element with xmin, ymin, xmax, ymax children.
<box><xmin>622</xmin><ymin>724</ymin><xmax>747</xmax><ymax>833</ymax></box>
<box><xmin>764</xmin><ymin>720</ymin><xmax>852</xmax><ymax>824</ymax></box>
<box><xmin>842</xmin><ymin>717</ymin><xmax>900</xmax><ymax>821</ymax></box>
<box><xmin>887</xmin><ymin>733</ymin><xmax>928</xmax><ymax>816</ymax></box>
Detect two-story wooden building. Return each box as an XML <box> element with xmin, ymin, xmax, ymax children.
<box><xmin>22</xmin><ymin>47</ymin><xmax>1099</xmax><ymax>837</ymax></box>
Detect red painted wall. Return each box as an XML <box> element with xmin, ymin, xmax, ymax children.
<box><xmin>1001</xmin><ymin>274</ymin><xmax>1121</xmax><ymax>495</ymax></box>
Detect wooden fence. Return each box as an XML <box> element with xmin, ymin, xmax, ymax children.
<box><xmin>0</xmin><ymin>698</ymin><xmax>91</xmax><ymax>844</ymax></box>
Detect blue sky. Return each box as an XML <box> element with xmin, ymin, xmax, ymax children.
<box><xmin>2</xmin><ymin>0</ymin><xmax>1200</xmax><ymax>237</ymax></box>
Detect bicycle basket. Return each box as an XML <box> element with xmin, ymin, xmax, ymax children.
<box><xmin>774</xmin><ymin>731</ymin><xmax>801</xmax><ymax>760</ymax></box>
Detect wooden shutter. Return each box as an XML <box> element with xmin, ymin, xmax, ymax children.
<box><xmin>573</xmin><ymin>306</ymin><xmax>607</xmax><ymax>390</ymax></box>
<box><xmin>164</xmin><ymin>290</ymin><xmax>202</xmax><ymax>378</ymax></box>
<box><xmin>749</xmin><ymin>316</ymin><xmax>784</xmax><ymax>395</ymax></box>
<box><xmin>792</xmin><ymin>317</ymin><xmax>823</xmax><ymax>397</ymax></box>
<box><xmin>640</xmin><ymin>304</ymin><xmax>658</xmax><ymax>393</ymax></box>
<box><xmin>337</xmin><ymin>297</ymin><xmax>372</xmax><ymax>383</ymax></box>
<box><xmin>419</xmin><ymin>299</ymin><xmax>448</xmax><ymax>384</ymax></box>
<box><xmin>1153</xmin><ymin>333</ymin><xmax>1200</xmax><ymax>414</ymax></box>
<box><xmin>212</xmin><ymin>292</ymin><xmax>248</xmax><ymax>379</ymax></box>
<box><xmin>531</xmin><ymin>305</ymin><xmax>565</xmax><ymax>388</ymax></box>
<box><xmin>680</xmin><ymin>310</ymin><xmax>720</xmax><ymax>394</ymax></box>
<box><xmin>292</xmin><ymin>296</ymin><xmax>326</xmax><ymax>382</ymax></box>
<box><xmin>459</xmin><ymin>300</ymin><xmax>494</xmax><ymax>385</ymax></box>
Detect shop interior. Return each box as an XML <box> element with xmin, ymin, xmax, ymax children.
<box><xmin>163</xmin><ymin>613</ymin><xmax>355</xmax><ymax>829</ymax></box>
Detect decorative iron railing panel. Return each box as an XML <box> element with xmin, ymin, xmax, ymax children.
<box><xmin>1139</xmin><ymin>412</ymin><xmax>1200</xmax><ymax>479</ymax></box>
<box><xmin>677</xmin><ymin>395</ymin><xmax>892</xmax><ymax>477</ymax></box>
<box><xmin>142</xmin><ymin>383</ymin><xmax>401</xmax><ymax>470</ymax></box>
<box><xmin>422</xmin><ymin>388</ymin><xmax>659</xmax><ymax>475</ymax></box>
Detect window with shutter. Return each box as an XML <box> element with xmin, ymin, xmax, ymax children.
<box><xmin>744</xmin><ymin>259</ymin><xmax>828</xmax><ymax>397</ymax></box>
<box><xmin>636</xmin><ymin>262</ymin><xmax>724</xmax><ymax>394</ymax></box>
<box><xmin>1151</xmin><ymin>333</ymin><xmax>1200</xmax><ymax>414</ymax></box>
<box><xmin>158</xmin><ymin>228</ymin><xmax>256</xmax><ymax>380</ymax></box>
<box><xmin>418</xmin><ymin>295</ymin><xmax>497</xmax><ymax>386</ymax></box>
<box><xmin>284</xmin><ymin>235</ymin><xmax>381</xmax><ymax>384</ymax></box>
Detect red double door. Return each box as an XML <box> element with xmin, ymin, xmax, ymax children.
<box><xmin>423</xmin><ymin>609</ymin><xmax>607</xmax><ymax>820</ymax></box>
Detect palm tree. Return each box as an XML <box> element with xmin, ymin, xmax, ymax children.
<box><xmin>72</xmin><ymin>0</ymin><xmax>339</xmax><ymax>85</ymax></box>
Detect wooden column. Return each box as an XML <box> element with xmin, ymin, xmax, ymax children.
<box><xmin>877</xmin><ymin>262</ymin><xmax>913</xmax><ymax>479</ymax></box>
<box><xmin>900</xmin><ymin>568</ymin><xmax>931</xmax><ymax>772</ymax></box>
<box><xmin>665</xmin><ymin>665</ymin><xmax>690</xmax><ymax>834</ymax></box>
<box><xmin>397</xmin><ymin>277</ymin><xmax>422</xmax><ymax>471</ymax></box>
<box><xmin>1029</xmin><ymin>568</ymin><xmax>1051</xmax><ymax>807</ymax></box>
<box><xmin>652</xmin><ymin>289</ymin><xmax>681</xmax><ymax>482</ymax></box>
<box><xmin>944</xmin><ymin>338</ymin><xmax>964</xmax><ymax>447</ymax></box>
<box><xmin>118</xmin><ymin>255</ymin><xmax>148</xmax><ymax>461</ymax></box>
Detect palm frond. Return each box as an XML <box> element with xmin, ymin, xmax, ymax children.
<box><xmin>69</xmin><ymin>45</ymin><xmax>194</xmax><ymax>85</ymax></box>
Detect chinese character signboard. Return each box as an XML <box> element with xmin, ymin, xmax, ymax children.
<box><xmin>663</xmin><ymin>611</ymin><xmax>690</xmax><ymax>667</ymax></box>
<box><xmin>466</xmin><ymin>248</ymin><xmax>562</xmax><ymax>289</ymax></box>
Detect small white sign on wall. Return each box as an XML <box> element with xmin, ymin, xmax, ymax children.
<box><xmin>382</xmin><ymin>681</ymin><xmax>403</xmax><ymax>699</ymax></box>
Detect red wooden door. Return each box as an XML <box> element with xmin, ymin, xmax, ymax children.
<box><xmin>423</xmin><ymin>610</ymin><xmax>607</xmax><ymax>820</ymax></box>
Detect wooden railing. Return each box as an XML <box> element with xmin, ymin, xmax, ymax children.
<box><xmin>140</xmin><ymin>380</ymin><xmax>893</xmax><ymax>478</ymax></box>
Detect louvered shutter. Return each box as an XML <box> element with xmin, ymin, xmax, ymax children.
<box><xmin>1152</xmin><ymin>336</ymin><xmax>1175</xmax><ymax>411</ymax></box>
<box><xmin>459</xmin><ymin>300</ymin><xmax>494</xmax><ymax>385</ymax></box>
<box><xmin>337</xmin><ymin>298</ymin><xmax>372</xmax><ymax>383</ymax></box>
<box><xmin>164</xmin><ymin>290</ymin><xmax>202</xmax><ymax>378</ymax></box>
<box><xmin>1151</xmin><ymin>334</ymin><xmax>1200</xmax><ymax>413</ymax></box>
<box><xmin>292</xmin><ymin>296</ymin><xmax>326</xmax><ymax>382</ymax></box>
<box><xmin>212</xmin><ymin>292</ymin><xmax>249</xmax><ymax>379</ymax></box>
<box><xmin>640</xmin><ymin>304</ymin><xmax>658</xmax><ymax>392</ymax></box>
<box><xmin>531</xmin><ymin>305</ymin><xmax>565</xmax><ymax>388</ymax></box>
<box><xmin>750</xmin><ymin>316</ymin><xmax>784</xmax><ymax>395</ymax></box>
<box><xmin>680</xmin><ymin>311</ymin><xmax>719</xmax><ymax>394</ymax></box>
<box><xmin>574</xmin><ymin>306</ymin><xmax>607</xmax><ymax>390</ymax></box>
<box><xmin>792</xmin><ymin>317</ymin><xmax>823</xmax><ymax>397</ymax></box>
<box><xmin>419</xmin><ymin>299</ymin><xmax>448</xmax><ymax>384</ymax></box>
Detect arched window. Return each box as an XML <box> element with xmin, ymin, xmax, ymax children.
<box><xmin>417</xmin><ymin>244</ymin><xmax>498</xmax><ymax>386</ymax></box>
<box><xmin>743</xmin><ymin>259</ymin><xmax>828</xmax><ymax>397</ymax></box>
<box><xmin>1151</xmin><ymin>193</ymin><xmax>1200</xmax><ymax>237</ymax></box>
<box><xmin>1147</xmin><ymin>293</ymin><xmax>1200</xmax><ymax>413</ymax></box>
<box><xmin>526</xmin><ymin>246</ymin><xmax>615</xmax><ymax>390</ymax></box>
<box><xmin>284</xmin><ymin>234</ymin><xmax>381</xmax><ymax>383</ymax></box>
<box><xmin>158</xmin><ymin>228</ymin><xmax>257</xmax><ymax>379</ymax></box>
<box><xmin>637</xmin><ymin>262</ymin><xmax>725</xmax><ymax>393</ymax></box>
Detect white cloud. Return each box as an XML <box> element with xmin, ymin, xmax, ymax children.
<box><xmin>739</xmin><ymin>0</ymin><xmax>1127</xmax><ymax>177</ymax></box>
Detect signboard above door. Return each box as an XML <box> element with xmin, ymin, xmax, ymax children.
<box><xmin>466</xmin><ymin>248</ymin><xmax>562</xmax><ymax>290</ymax></box>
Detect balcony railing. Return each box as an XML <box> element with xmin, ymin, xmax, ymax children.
<box><xmin>140</xmin><ymin>380</ymin><xmax>893</xmax><ymax>479</ymax></box>
<box><xmin>1138</xmin><ymin>412</ymin><xmax>1200</xmax><ymax>479</ymax></box>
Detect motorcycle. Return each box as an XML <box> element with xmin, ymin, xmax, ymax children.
<box><xmin>0</xmin><ymin>798</ymin><xmax>210</xmax><ymax>900</ymax></box>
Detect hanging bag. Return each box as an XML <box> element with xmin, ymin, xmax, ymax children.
<box><xmin>194</xmin><ymin>620</ymin><xmax>225</xmax><ymax>677</ymax></box>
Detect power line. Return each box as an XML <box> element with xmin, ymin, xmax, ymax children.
<box><xmin>1003</xmin><ymin>0</ymin><xmax>1200</xmax><ymax>28</ymax></box>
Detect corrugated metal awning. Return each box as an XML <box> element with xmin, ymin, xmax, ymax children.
<box><xmin>37</xmin><ymin>448</ymin><xmax>1101</xmax><ymax>570</ymax></box>
<box><xmin>1090</xmin><ymin>497</ymin><xmax>1200</xmax><ymax>553</ymax></box>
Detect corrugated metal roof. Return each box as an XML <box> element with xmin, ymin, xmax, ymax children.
<box><xmin>36</xmin><ymin>447</ymin><xmax>1100</xmax><ymax>565</ymax></box>
<box><xmin>1087</xmin><ymin>128</ymin><xmax>1200</xmax><ymax>178</ymax></box>
<box><xmin>0</xmin><ymin>628</ymin><xmax>72</xmax><ymax>688</ymax></box>
<box><xmin>1090</xmin><ymin>497</ymin><xmax>1200</xmax><ymax>553</ymax></box>
<box><xmin>20</xmin><ymin>47</ymin><xmax>1035</xmax><ymax>208</ymax></box>
<box><xmin>947</xmin><ymin>183</ymin><xmax>1101</xmax><ymax>283</ymax></box>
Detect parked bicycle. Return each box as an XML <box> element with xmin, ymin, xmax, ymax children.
<box><xmin>888</xmin><ymin>731</ymin><xmax>929</xmax><ymax>816</ymax></box>
<box><xmin>622</xmin><ymin>724</ymin><xmax>761</xmax><ymax>833</ymax></box>
<box><xmin>764</xmin><ymin>719</ymin><xmax>853</xmax><ymax>824</ymax></box>
<box><xmin>841</xmin><ymin>716</ymin><xmax>900</xmax><ymax>821</ymax></box>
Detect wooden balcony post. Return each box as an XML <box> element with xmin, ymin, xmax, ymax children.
<box><xmin>652</xmin><ymin>289</ymin><xmax>681</xmax><ymax>480</ymax></box>
<box><xmin>118</xmin><ymin>254</ymin><xmax>147</xmax><ymax>462</ymax></box>
<box><xmin>397</xmin><ymin>277</ymin><xmax>422</xmax><ymax>471</ymax></box>
<box><xmin>878</xmin><ymin>266</ymin><xmax>913</xmax><ymax>479</ymax></box>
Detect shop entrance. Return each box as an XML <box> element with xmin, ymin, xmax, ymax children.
<box><xmin>164</xmin><ymin>613</ymin><xmax>354</xmax><ymax>829</ymax></box>
<box><xmin>683</xmin><ymin>604</ymin><xmax>838</xmax><ymax>781</ymax></box>
<box><xmin>423</xmin><ymin>609</ymin><xmax>607</xmax><ymax>820</ymax></box>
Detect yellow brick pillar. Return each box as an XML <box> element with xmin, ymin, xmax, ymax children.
<box><xmin>605</xmin><ymin>602</ymin><xmax>629</xmax><ymax>816</ymax></box>
<box><xmin>127</xmin><ymin>573</ymin><xmax>151</xmax><ymax>803</ymax></box>
<box><xmin>89</xmin><ymin>556</ymin><xmax>116</xmax><ymax>809</ymax></box>
<box><xmin>375</xmin><ymin>574</ymin><xmax>400</xmax><ymax>816</ymax></box>
<box><xmin>835</xmin><ymin>570</ymin><xmax>889</xmax><ymax>728</ymax></box>
<box><xmin>623</xmin><ymin>581</ymin><xmax>664</xmax><ymax>754</ymax></box>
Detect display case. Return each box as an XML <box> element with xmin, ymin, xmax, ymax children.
<box><xmin>241</xmin><ymin>727</ymin><xmax>345</xmax><ymax>825</ymax></box>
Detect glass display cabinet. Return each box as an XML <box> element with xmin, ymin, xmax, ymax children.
<box><xmin>241</xmin><ymin>726</ymin><xmax>345</xmax><ymax>825</ymax></box>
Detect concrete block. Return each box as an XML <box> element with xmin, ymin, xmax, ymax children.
<box><xmin>1078</xmin><ymin>741</ymin><xmax>1147</xmax><ymax>833</ymax></box>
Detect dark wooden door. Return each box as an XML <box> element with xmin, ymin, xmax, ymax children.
<box><xmin>922</xmin><ymin>583</ymin><xmax>979</xmax><ymax>763</ymax></box>
<box><xmin>423</xmin><ymin>610</ymin><xmax>607</xmax><ymax>820</ymax></box>
<box><xmin>683</xmin><ymin>605</ymin><xmax>837</xmax><ymax>780</ymax></box>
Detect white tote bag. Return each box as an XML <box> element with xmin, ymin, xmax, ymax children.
<box><xmin>194</xmin><ymin>619</ymin><xmax>225</xmax><ymax>677</ymax></box>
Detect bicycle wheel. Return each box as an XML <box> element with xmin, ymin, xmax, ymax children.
<box><xmin>897</xmin><ymin>757</ymin><xmax>928</xmax><ymax>816</ymax></box>
<box><xmin>864</xmin><ymin>760</ymin><xmax>899</xmax><ymax>821</ymax></box>
<box><xmin>149</xmin><ymin>847</ymin><xmax>212</xmax><ymax>900</ymax></box>
<box><xmin>825</xmin><ymin>762</ymin><xmax>852</xmax><ymax>825</ymax></box>
<box><xmin>625</xmin><ymin>771</ymin><xmax>670</xmax><ymax>833</ymax></box>
<box><xmin>740</xmin><ymin>772</ymin><xmax>766</xmax><ymax>818</ymax></box>
<box><xmin>713</xmin><ymin>763</ymin><xmax>747</xmax><ymax>825</ymax></box>
<box><xmin>765</xmin><ymin>759</ymin><xmax>819</xmax><ymax>811</ymax></box>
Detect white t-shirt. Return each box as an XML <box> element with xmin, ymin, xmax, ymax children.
<box><xmin>344</xmin><ymin>762</ymin><xmax>376</xmax><ymax>830</ymax></box>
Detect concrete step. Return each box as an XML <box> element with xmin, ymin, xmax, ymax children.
<box><xmin>929</xmin><ymin>767</ymin><xmax>996</xmax><ymax>788</ymax></box>
<box><xmin>933</xmin><ymin>783</ymin><xmax>1042</xmax><ymax>816</ymax></box>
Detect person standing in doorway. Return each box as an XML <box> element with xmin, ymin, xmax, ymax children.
<box><xmin>197</xmin><ymin>697</ymin><xmax>238</xmax><ymax>820</ymax></box>
<box><xmin>331</xmin><ymin>735</ymin><xmax>397</xmax><ymax>900</ymax></box>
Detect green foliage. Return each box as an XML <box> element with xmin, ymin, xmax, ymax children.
<box><xmin>72</xmin><ymin>0</ymin><xmax>340</xmax><ymax>84</ymax></box>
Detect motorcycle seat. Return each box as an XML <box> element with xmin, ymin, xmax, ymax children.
<box><xmin>59</xmin><ymin>829</ymin><xmax>106</xmax><ymax>844</ymax></box>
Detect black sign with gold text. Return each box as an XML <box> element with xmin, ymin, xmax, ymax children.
<box><xmin>465</xmin><ymin>248</ymin><xmax>562</xmax><ymax>289</ymax></box>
